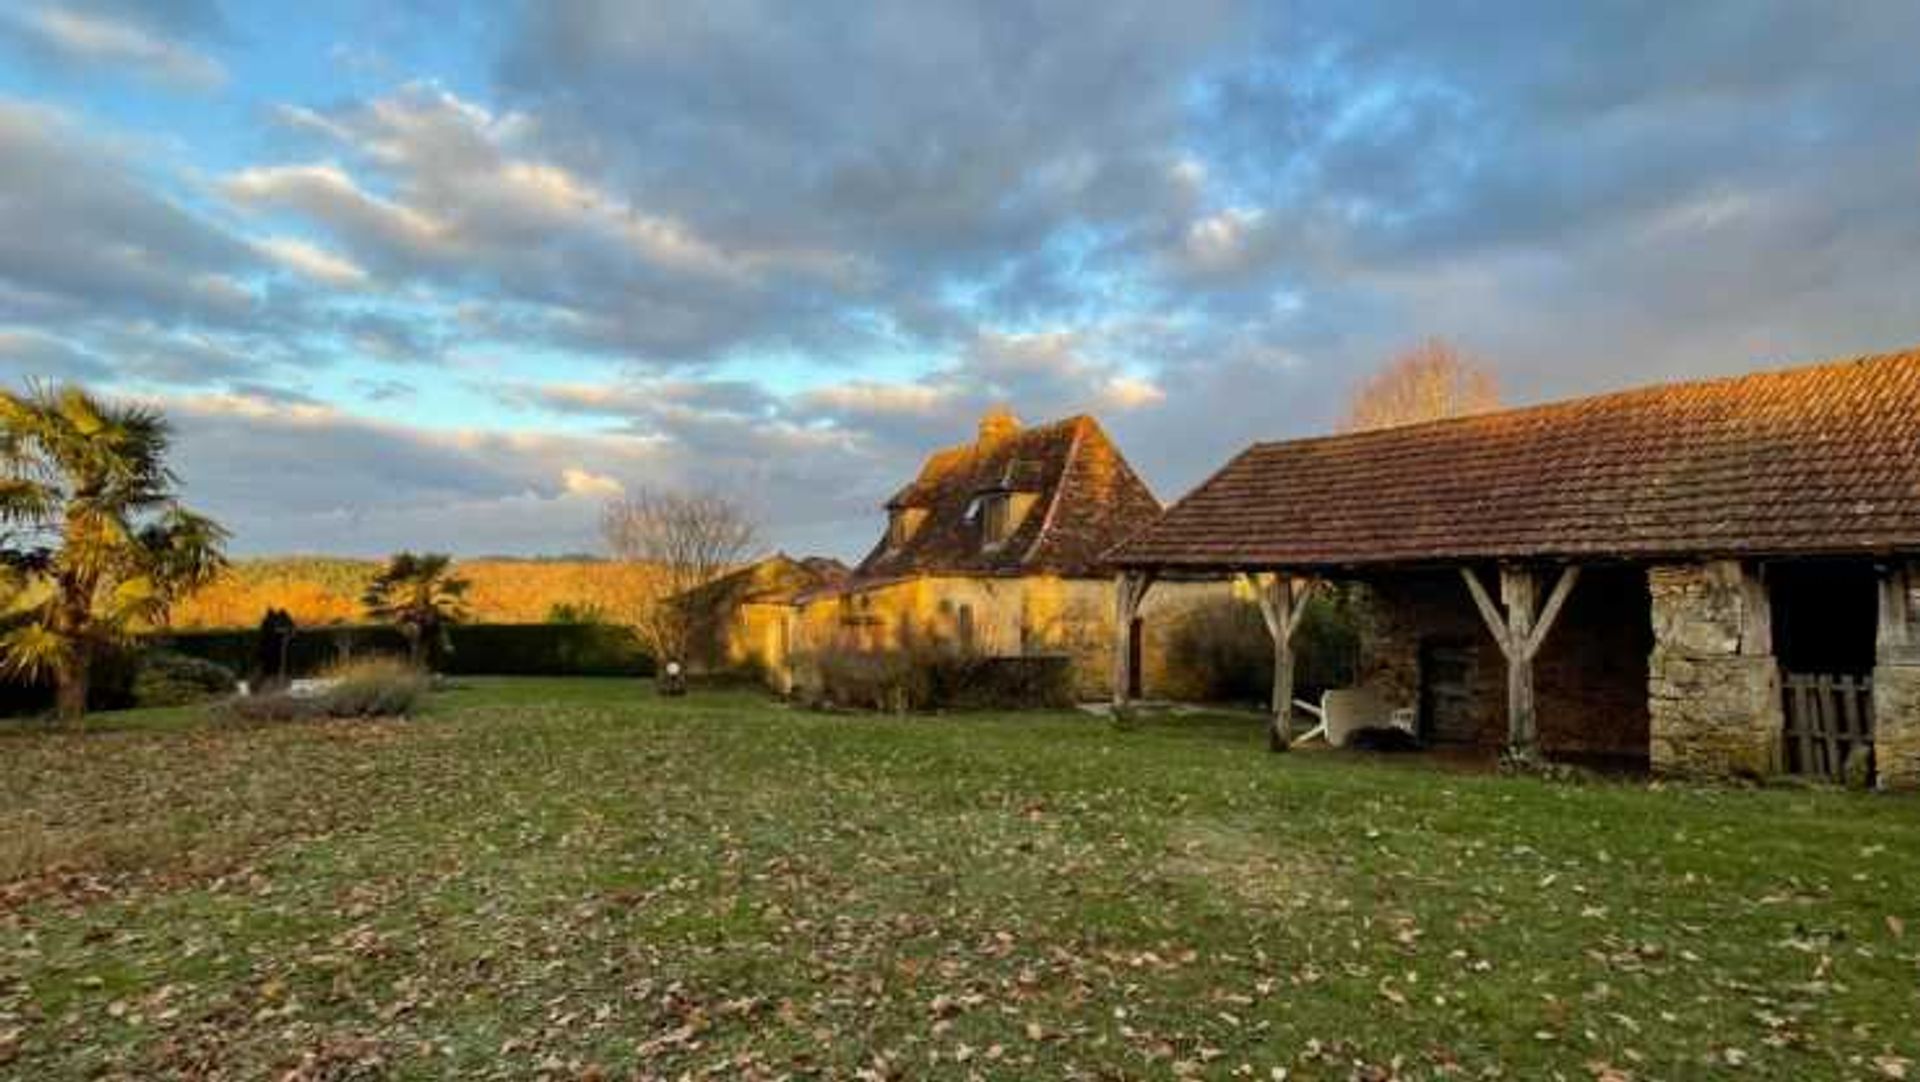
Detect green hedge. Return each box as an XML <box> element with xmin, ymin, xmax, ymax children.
<box><xmin>149</xmin><ymin>623</ymin><xmax>656</xmax><ymax>679</ymax></box>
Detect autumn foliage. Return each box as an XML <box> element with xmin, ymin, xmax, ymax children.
<box><xmin>1342</xmin><ymin>338</ymin><xmax>1502</xmax><ymax>432</ymax></box>
<box><xmin>168</xmin><ymin>558</ymin><xmax>668</xmax><ymax>630</ymax></box>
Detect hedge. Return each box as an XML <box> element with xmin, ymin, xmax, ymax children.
<box><xmin>149</xmin><ymin>622</ymin><xmax>658</xmax><ymax>680</ymax></box>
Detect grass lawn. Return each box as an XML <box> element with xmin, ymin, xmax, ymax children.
<box><xmin>2</xmin><ymin>679</ymin><xmax>1917</xmax><ymax>1080</ymax></box>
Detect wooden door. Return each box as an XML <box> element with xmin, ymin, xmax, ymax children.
<box><xmin>1421</xmin><ymin>640</ymin><xmax>1478</xmax><ymax>744</ymax></box>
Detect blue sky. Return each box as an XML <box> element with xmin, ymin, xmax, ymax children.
<box><xmin>3</xmin><ymin>1</ymin><xmax>1919</xmax><ymax>558</ymax></box>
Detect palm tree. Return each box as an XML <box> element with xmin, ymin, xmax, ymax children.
<box><xmin>0</xmin><ymin>384</ymin><xmax>228</xmax><ymax>728</ymax></box>
<box><xmin>362</xmin><ymin>552</ymin><xmax>469</xmax><ymax>668</ymax></box>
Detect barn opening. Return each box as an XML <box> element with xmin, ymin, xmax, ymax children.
<box><xmin>1769</xmin><ymin>560</ymin><xmax>1878</xmax><ymax>780</ymax></box>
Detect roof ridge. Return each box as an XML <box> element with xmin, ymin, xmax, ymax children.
<box><xmin>1260</xmin><ymin>343</ymin><xmax>1920</xmax><ymax>453</ymax></box>
<box><xmin>1021</xmin><ymin>415</ymin><xmax>1091</xmax><ymax>565</ymax></box>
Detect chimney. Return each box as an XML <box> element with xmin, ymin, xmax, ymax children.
<box><xmin>977</xmin><ymin>405</ymin><xmax>1021</xmax><ymax>447</ymax></box>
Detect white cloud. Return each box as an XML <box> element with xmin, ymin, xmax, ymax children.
<box><xmin>224</xmin><ymin>162</ymin><xmax>453</xmax><ymax>259</ymax></box>
<box><xmin>560</xmin><ymin>467</ymin><xmax>624</xmax><ymax>498</ymax></box>
<box><xmin>18</xmin><ymin>6</ymin><xmax>225</xmax><ymax>90</ymax></box>
<box><xmin>253</xmin><ymin>235</ymin><xmax>371</xmax><ymax>288</ymax></box>
<box><xmin>801</xmin><ymin>382</ymin><xmax>954</xmax><ymax>417</ymax></box>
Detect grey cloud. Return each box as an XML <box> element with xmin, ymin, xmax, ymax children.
<box><xmin>0</xmin><ymin>99</ymin><xmax>259</xmax><ymax>330</ymax></box>
<box><xmin>0</xmin><ymin>328</ymin><xmax>116</xmax><ymax>384</ymax></box>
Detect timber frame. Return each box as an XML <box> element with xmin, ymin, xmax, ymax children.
<box><xmin>1460</xmin><ymin>565</ymin><xmax>1581</xmax><ymax>761</ymax></box>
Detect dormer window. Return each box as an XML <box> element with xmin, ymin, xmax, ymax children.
<box><xmin>980</xmin><ymin>493</ymin><xmax>1012</xmax><ymax>546</ymax></box>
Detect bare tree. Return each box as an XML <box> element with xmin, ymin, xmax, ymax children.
<box><xmin>1341</xmin><ymin>338</ymin><xmax>1502</xmax><ymax>432</ymax></box>
<box><xmin>601</xmin><ymin>489</ymin><xmax>762</xmax><ymax>666</ymax></box>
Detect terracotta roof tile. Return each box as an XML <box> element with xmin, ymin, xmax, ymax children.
<box><xmin>1111</xmin><ymin>346</ymin><xmax>1920</xmax><ymax>569</ymax></box>
<box><xmin>852</xmin><ymin>414</ymin><xmax>1162</xmax><ymax>581</ymax></box>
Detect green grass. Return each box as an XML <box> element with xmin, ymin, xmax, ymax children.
<box><xmin>1</xmin><ymin>679</ymin><xmax>1916</xmax><ymax>1079</ymax></box>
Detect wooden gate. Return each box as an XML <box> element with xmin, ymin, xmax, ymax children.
<box><xmin>1782</xmin><ymin>673</ymin><xmax>1874</xmax><ymax>781</ymax></box>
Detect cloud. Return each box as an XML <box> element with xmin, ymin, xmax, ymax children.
<box><xmin>9</xmin><ymin>2</ymin><xmax>1920</xmax><ymax>559</ymax></box>
<box><xmin>254</xmin><ymin>236</ymin><xmax>372</xmax><ymax>289</ymax></box>
<box><xmin>224</xmin><ymin>83</ymin><xmax>872</xmax><ymax>362</ymax></box>
<box><xmin>0</xmin><ymin>98</ymin><xmax>259</xmax><ymax>330</ymax></box>
<box><xmin>0</xmin><ymin>327</ymin><xmax>115</xmax><ymax>383</ymax></box>
<box><xmin>5</xmin><ymin>4</ymin><xmax>225</xmax><ymax>90</ymax></box>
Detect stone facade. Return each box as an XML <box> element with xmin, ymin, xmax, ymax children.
<box><xmin>1647</xmin><ymin>561</ymin><xmax>1783</xmax><ymax>777</ymax></box>
<box><xmin>1874</xmin><ymin>561</ymin><xmax>1920</xmax><ymax>790</ymax></box>
<box><xmin>788</xmin><ymin>574</ymin><xmax>1228</xmax><ymax>701</ymax></box>
<box><xmin>1354</xmin><ymin>567</ymin><xmax>1650</xmax><ymax>760</ymax></box>
<box><xmin>1874</xmin><ymin>665</ymin><xmax>1920</xmax><ymax>790</ymax></box>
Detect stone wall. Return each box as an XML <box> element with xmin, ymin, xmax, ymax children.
<box><xmin>1354</xmin><ymin>568</ymin><xmax>1650</xmax><ymax>759</ymax></box>
<box><xmin>1874</xmin><ymin>560</ymin><xmax>1920</xmax><ymax>790</ymax></box>
<box><xmin>1647</xmin><ymin>561</ymin><xmax>1783</xmax><ymax>777</ymax></box>
<box><xmin>1353</xmin><ymin>571</ymin><xmax>1501</xmax><ymax>742</ymax></box>
<box><xmin>1874</xmin><ymin>665</ymin><xmax>1920</xmax><ymax>790</ymax></box>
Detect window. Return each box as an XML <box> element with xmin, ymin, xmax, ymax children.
<box><xmin>980</xmin><ymin>494</ymin><xmax>1010</xmax><ymax>546</ymax></box>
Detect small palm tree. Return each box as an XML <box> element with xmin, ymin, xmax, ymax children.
<box><xmin>362</xmin><ymin>552</ymin><xmax>468</xmax><ymax>668</ymax></box>
<box><xmin>0</xmin><ymin>384</ymin><xmax>228</xmax><ymax>728</ymax></box>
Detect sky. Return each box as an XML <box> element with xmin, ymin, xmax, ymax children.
<box><xmin>2</xmin><ymin>1</ymin><xmax>1918</xmax><ymax>560</ymax></box>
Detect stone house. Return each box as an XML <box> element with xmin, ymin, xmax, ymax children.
<box><xmin>789</xmin><ymin>409</ymin><xmax>1225</xmax><ymax>699</ymax></box>
<box><xmin>674</xmin><ymin>554</ymin><xmax>848</xmax><ymax>688</ymax></box>
<box><xmin>1108</xmin><ymin>346</ymin><xmax>1920</xmax><ymax>789</ymax></box>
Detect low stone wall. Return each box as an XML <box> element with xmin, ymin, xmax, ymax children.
<box><xmin>1874</xmin><ymin>664</ymin><xmax>1920</xmax><ymax>791</ymax></box>
<box><xmin>1647</xmin><ymin>562</ymin><xmax>1782</xmax><ymax>777</ymax></box>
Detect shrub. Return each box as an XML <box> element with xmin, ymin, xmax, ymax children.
<box><xmin>132</xmin><ymin>651</ymin><xmax>237</xmax><ymax>708</ymax></box>
<box><xmin>217</xmin><ymin>657</ymin><xmax>429</xmax><ymax>724</ymax></box>
<box><xmin>317</xmin><ymin>657</ymin><xmax>431</xmax><ymax>718</ymax></box>
<box><xmin>799</xmin><ymin>641</ymin><xmax>1074</xmax><ymax>713</ymax></box>
<box><xmin>1164</xmin><ymin>590</ymin><xmax>1360</xmax><ymax>706</ymax></box>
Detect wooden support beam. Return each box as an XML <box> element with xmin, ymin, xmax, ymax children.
<box><xmin>1880</xmin><ymin>561</ymin><xmax>1918</xmax><ymax>664</ymax></box>
<box><xmin>1111</xmin><ymin>570</ymin><xmax>1156</xmax><ymax>709</ymax></box>
<box><xmin>1737</xmin><ymin>562</ymin><xmax>1773</xmax><ymax>658</ymax></box>
<box><xmin>1250</xmin><ymin>573</ymin><xmax>1318</xmax><ymax>753</ymax></box>
<box><xmin>1460</xmin><ymin>564</ymin><xmax>1580</xmax><ymax>762</ymax></box>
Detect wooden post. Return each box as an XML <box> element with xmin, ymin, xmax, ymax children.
<box><xmin>1111</xmin><ymin>570</ymin><xmax>1155</xmax><ymax>709</ymax></box>
<box><xmin>1248</xmin><ymin>572</ymin><xmax>1317</xmax><ymax>753</ymax></box>
<box><xmin>1879</xmin><ymin>561</ymin><xmax>1916</xmax><ymax>664</ymax></box>
<box><xmin>1462</xmin><ymin>564</ymin><xmax>1580</xmax><ymax>762</ymax></box>
<box><xmin>1501</xmin><ymin>568</ymin><xmax>1539</xmax><ymax>757</ymax></box>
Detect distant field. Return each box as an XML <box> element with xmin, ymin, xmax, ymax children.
<box><xmin>2</xmin><ymin>680</ymin><xmax>1915</xmax><ymax>1078</ymax></box>
<box><xmin>168</xmin><ymin>557</ymin><xmax>665</xmax><ymax>629</ymax></box>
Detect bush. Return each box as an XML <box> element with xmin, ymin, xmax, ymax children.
<box><xmin>218</xmin><ymin>657</ymin><xmax>430</xmax><ymax>724</ymax></box>
<box><xmin>1164</xmin><ymin>591</ymin><xmax>1360</xmax><ymax>706</ymax></box>
<box><xmin>132</xmin><ymin>651</ymin><xmax>238</xmax><ymax>708</ymax></box>
<box><xmin>800</xmin><ymin>642</ymin><xmax>1074</xmax><ymax>713</ymax></box>
<box><xmin>317</xmin><ymin>657</ymin><xmax>431</xmax><ymax>718</ymax></box>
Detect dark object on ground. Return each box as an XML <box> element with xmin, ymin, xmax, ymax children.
<box><xmin>254</xmin><ymin>607</ymin><xmax>297</xmax><ymax>693</ymax></box>
<box><xmin>659</xmin><ymin>662</ymin><xmax>688</xmax><ymax>696</ymax></box>
<box><xmin>1347</xmin><ymin>726</ymin><xmax>1423</xmax><ymax>752</ymax></box>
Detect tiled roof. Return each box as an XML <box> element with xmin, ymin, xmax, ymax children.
<box><xmin>1111</xmin><ymin>346</ymin><xmax>1920</xmax><ymax>570</ymax></box>
<box><xmin>850</xmin><ymin>413</ymin><xmax>1163</xmax><ymax>581</ymax></box>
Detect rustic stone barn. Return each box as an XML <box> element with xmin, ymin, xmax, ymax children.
<box><xmin>1107</xmin><ymin>347</ymin><xmax>1920</xmax><ymax>789</ymax></box>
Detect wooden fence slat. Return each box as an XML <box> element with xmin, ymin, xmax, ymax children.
<box><xmin>1819</xmin><ymin>674</ymin><xmax>1842</xmax><ymax>780</ymax></box>
<box><xmin>1790</xmin><ymin>676</ymin><xmax>1815</xmax><ymax>776</ymax></box>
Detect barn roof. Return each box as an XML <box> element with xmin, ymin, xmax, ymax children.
<box><xmin>1110</xmin><ymin>346</ymin><xmax>1920</xmax><ymax>571</ymax></box>
<box><xmin>847</xmin><ymin>412</ymin><xmax>1163</xmax><ymax>582</ymax></box>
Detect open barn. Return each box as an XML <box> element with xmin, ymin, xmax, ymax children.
<box><xmin>1107</xmin><ymin>347</ymin><xmax>1920</xmax><ymax>789</ymax></box>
